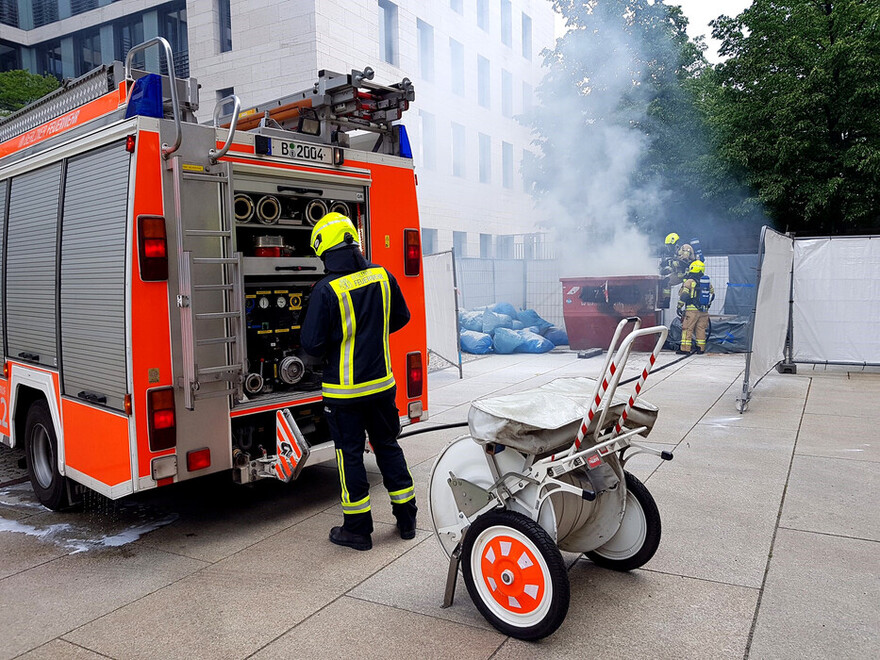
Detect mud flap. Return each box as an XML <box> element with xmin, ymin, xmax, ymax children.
<box><xmin>272</xmin><ymin>408</ymin><xmax>311</xmax><ymax>482</ymax></box>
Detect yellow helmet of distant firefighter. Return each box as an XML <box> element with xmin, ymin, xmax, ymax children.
<box><xmin>665</xmin><ymin>232</ymin><xmax>680</xmax><ymax>245</ymax></box>
<box><xmin>688</xmin><ymin>260</ymin><xmax>705</xmax><ymax>275</ymax></box>
<box><xmin>310</xmin><ymin>212</ymin><xmax>360</xmax><ymax>257</ymax></box>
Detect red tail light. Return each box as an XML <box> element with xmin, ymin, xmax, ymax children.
<box><xmin>138</xmin><ymin>215</ymin><xmax>168</xmax><ymax>281</ymax></box>
<box><xmin>406</xmin><ymin>351</ymin><xmax>423</xmax><ymax>398</ymax></box>
<box><xmin>148</xmin><ymin>388</ymin><xmax>176</xmax><ymax>451</ymax></box>
<box><xmin>125</xmin><ymin>135</ymin><xmax>137</xmax><ymax>152</ymax></box>
<box><xmin>187</xmin><ymin>448</ymin><xmax>211</xmax><ymax>472</ymax></box>
<box><xmin>404</xmin><ymin>229</ymin><xmax>421</xmax><ymax>276</ymax></box>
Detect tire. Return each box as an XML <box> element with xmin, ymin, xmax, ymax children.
<box><xmin>462</xmin><ymin>510</ymin><xmax>570</xmax><ymax>641</ymax></box>
<box><xmin>25</xmin><ymin>400</ymin><xmax>69</xmax><ymax>510</ymax></box>
<box><xmin>586</xmin><ymin>471</ymin><xmax>661</xmax><ymax>571</ymax></box>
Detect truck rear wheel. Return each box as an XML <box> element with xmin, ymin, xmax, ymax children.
<box><xmin>25</xmin><ymin>400</ymin><xmax>70</xmax><ymax>510</ymax></box>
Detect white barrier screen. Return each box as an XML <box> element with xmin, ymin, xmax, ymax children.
<box><xmin>793</xmin><ymin>237</ymin><xmax>880</xmax><ymax>364</ymax></box>
<box><xmin>424</xmin><ymin>251</ymin><xmax>461</xmax><ymax>370</ymax></box>
<box><xmin>748</xmin><ymin>228</ymin><xmax>794</xmax><ymax>388</ymax></box>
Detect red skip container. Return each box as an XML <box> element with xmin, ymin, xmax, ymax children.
<box><xmin>561</xmin><ymin>276</ymin><xmax>661</xmax><ymax>352</ymax></box>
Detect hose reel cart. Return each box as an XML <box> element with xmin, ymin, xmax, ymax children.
<box><xmin>429</xmin><ymin>319</ymin><xmax>672</xmax><ymax>639</ymax></box>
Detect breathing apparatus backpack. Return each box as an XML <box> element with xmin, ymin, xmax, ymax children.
<box><xmin>690</xmin><ymin>237</ymin><xmax>704</xmax><ymax>262</ymax></box>
<box><xmin>697</xmin><ymin>274</ymin><xmax>712</xmax><ymax>310</ymax></box>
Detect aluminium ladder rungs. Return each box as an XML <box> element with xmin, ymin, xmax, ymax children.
<box><xmin>195</xmin><ymin>311</ymin><xmax>242</xmax><ymax>321</ymax></box>
<box><xmin>197</xmin><ymin>336</ymin><xmax>237</xmax><ymax>346</ymax></box>
<box><xmin>194</xmin><ymin>283</ymin><xmax>234</xmax><ymax>292</ymax></box>
<box><xmin>193</xmin><ymin>257</ymin><xmax>239</xmax><ymax>265</ymax></box>
<box><xmin>198</xmin><ymin>364</ymin><xmax>245</xmax><ymax>376</ymax></box>
<box><xmin>186</xmin><ymin>229</ymin><xmax>233</xmax><ymax>238</ymax></box>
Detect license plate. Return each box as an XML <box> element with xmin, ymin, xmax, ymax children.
<box><xmin>270</xmin><ymin>139</ymin><xmax>332</xmax><ymax>165</ymax></box>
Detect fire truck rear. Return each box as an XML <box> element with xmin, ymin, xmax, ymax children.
<box><xmin>0</xmin><ymin>38</ymin><xmax>427</xmax><ymax>510</ymax></box>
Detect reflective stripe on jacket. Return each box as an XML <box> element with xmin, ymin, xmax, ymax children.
<box><xmin>301</xmin><ymin>246</ymin><xmax>410</xmax><ymax>402</ymax></box>
<box><xmin>678</xmin><ymin>276</ymin><xmax>715</xmax><ymax>312</ymax></box>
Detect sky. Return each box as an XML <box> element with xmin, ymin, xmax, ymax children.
<box><xmin>673</xmin><ymin>0</ymin><xmax>754</xmax><ymax>61</ymax></box>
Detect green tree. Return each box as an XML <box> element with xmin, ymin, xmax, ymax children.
<box><xmin>0</xmin><ymin>70</ymin><xmax>60</xmax><ymax>114</ymax></box>
<box><xmin>712</xmin><ymin>0</ymin><xmax>880</xmax><ymax>234</ymax></box>
<box><xmin>526</xmin><ymin>1</ymin><xmax>761</xmax><ymax>253</ymax></box>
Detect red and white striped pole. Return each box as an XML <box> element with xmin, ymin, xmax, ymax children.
<box><xmin>611</xmin><ymin>336</ymin><xmax>664</xmax><ymax>436</ymax></box>
<box><xmin>573</xmin><ymin>360</ymin><xmax>617</xmax><ymax>450</ymax></box>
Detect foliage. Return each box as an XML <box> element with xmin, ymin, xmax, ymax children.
<box><xmin>0</xmin><ymin>70</ymin><xmax>60</xmax><ymax>113</ymax></box>
<box><xmin>526</xmin><ymin>1</ymin><xmax>762</xmax><ymax>253</ymax></box>
<box><xmin>712</xmin><ymin>0</ymin><xmax>880</xmax><ymax>234</ymax></box>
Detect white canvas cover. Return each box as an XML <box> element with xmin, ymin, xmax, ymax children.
<box><xmin>747</xmin><ymin>228</ymin><xmax>794</xmax><ymax>389</ymax></box>
<box><xmin>468</xmin><ymin>377</ymin><xmax>658</xmax><ymax>455</ymax></box>
<box><xmin>423</xmin><ymin>251</ymin><xmax>461</xmax><ymax>371</ymax></box>
<box><xmin>792</xmin><ymin>237</ymin><xmax>880</xmax><ymax>364</ymax></box>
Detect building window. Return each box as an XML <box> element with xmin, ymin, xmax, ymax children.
<box><xmin>502</xmin><ymin>141</ymin><xmax>513</xmax><ymax>189</ymax></box>
<box><xmin>75</xmin><ymin>28</ymin><xmax>102</xmax><ymax>76</ymax></box>
<box><xmin>422</xmin><ymin>228</ymin><xmax>437</xmax><ymax>256</ymax></box>
<box><xmin>477</xmin><ymin>0</ymin><xmax>489</xmax><ymax>32</ymax></box>
<box><xmin>477</xmin><ymin>55</ymin><xmax>490</xmax><ymax>108</ymax></box>
<box><xmin>451</xmin><ymin>122</ymin><xmax>466</xmax><ymax>178</ymax></box>
<box><xmin>216</xmin><ymin>86</ymin><xmax>235</xmax><ymax>115</ymax></box>
<box><xmin>501</xmin><ymin>69</ymin><xmax>513</xmax><ymax>118</ymax></box>
<box><xmin>478</xmin><ymin>133</ymin><xmax>491</xmax><ymax>184</ymax></box>
<box><xmin>70</xmin><ymin>0</ymin><xmax>99</xmax><ymax>17</ymax></box>
<box><xmin>161</xmin><ymin>4</ymin><xmax>189</xmax><ymax>78</ymax></box>
<box><xmin>450</xmin><ymin>0</ymin><xmax>462</xmax><ymax>15</ymax></box>
<box><xmin>115</xmin><ymin>14</ymin><xmax>145</xmax><ymax>69</ymax></box>
<box><xmin>497</xmin><ymin>235</ymin><xmax>514</xmax><ymax>259</ymax></box>
<box><xmin>453</xmin><ymin>231</ymin><xmax>467</xmax><ymax>258</ymax></box>
<box><xmin>219</xmin><ymin>0</ymin><xmax>232</xmax><ymax>52</ymax></box>
<box><xmin>32</xmin><ymin>0</ymin><xmax>58</xmax><ymax>29</ymax></box>
<box><xmin>419</xmin><ymin>109</ymin><xmax>436</xmax><ymax>170</ymax></box>
<box><xmin>522</xmin><ymin>13</ymin><xmax>532</xmax><ymax>60</ymax></box>
<box><xmin>37</xmin><ymin>40</ymin><xmax>64</xmax><ymax>78</ymax></box>
<box><xmin>0</xmin><ymin>41</ymin><xmax>20</xmax><ymax>71</ymax></box>
<box><xmin>449</xmin><ymin>38</ymin><xmax>464</xmax><ymax>96</ymax></box>
<box><xmin>0</xmin><ymin>1</ymin><xmax>19</xmax><ymax>28</ymax></box>
<box><xmin>480</xmin><ymin>234</ymin><xmax>493</xmax><ymax>259</ymax></box>
<box><xmin>501</xmin><ymin>0</ymin><xmax>512</xmax><ymax>47</ymax></box>
<box><xmin>417</xmin><ymin>19</ymin><xmax>434</xmax><ymax>82</ymax></box>
<box><xmin>378</xmin><ymin>0</ymin><xmax>399</xmax><ymax>66</ymax></box>
<box><xmin>522</xmin><ymin>81</ymin><xmax>533</xmax><ymax>114</ymax></box>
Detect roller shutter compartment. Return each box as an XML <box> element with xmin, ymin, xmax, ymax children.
<box><xmin>60</xmin><ymin>143</ymin><xmax>131</xmax><ymax>411</ymax></box>
<box><xmin>0</xmin><ymin>179</ymin><xmax>7</xmax><ymax>355</ymax></box>
<box><xmin>6</xmin><ymin>163</ymin><xmax>62</xmax><ymax>368</ymax></box>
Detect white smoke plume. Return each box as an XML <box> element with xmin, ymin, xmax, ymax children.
<box><xmin>527</xmin><ymin>3</ymin><xmax>674</xmax><ymax>277</ymax></box>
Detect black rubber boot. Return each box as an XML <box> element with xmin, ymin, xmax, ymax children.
<box><xmin>329</xmin><ymin>526</ymin><xmax>372</xmax><ymax>551</ymax></box>
<box><xmin>396</xmin><ymin>520</ymin><xmax>416</xmax><ymax>540</ymax></box>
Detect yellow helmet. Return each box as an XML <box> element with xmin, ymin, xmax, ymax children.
<box><xmin>688</xmin><ymin>259</ymin><xmax>705</xmax><ymax>274</ymax></box>
<box><xmin>310</xmin><ymin>212</ymin><xmax>359</xmax><ymax>257</ymax></box>
<box><xmin>665</xmin><ymin>232</ymin><xmax>680</xmax><ymax>245</ymax></box>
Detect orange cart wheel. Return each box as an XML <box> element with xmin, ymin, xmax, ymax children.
<box><xmin>462</xmin><ymin>510</ymin><xmax>569</xmax><ymax>640</ymax></box>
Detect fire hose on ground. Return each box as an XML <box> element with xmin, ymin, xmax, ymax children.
<box><xmin>397</xmin><ymin>351</ymin><xmax>695</xmax><ymax>439</ymax></box>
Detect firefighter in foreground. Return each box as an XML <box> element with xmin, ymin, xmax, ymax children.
<box><xmin>301</xmin><ymin>213</ymin><xmax>417</xmax><ymax>551</ymax></box>
<box><xmin>660</xmin><ymin>232</ymin><xmax>696</xmax><ymax>308</ymax></box>
<box><xmin>677</xmin><ymin>260</ymin><xmax>714</xmax><ymax>354</ymax></box>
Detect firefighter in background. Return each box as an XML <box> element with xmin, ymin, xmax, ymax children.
<box><xmin>659</xmin><ymin>233</ymin><xmax>696</xmax><ymax>307</ymax></box>
<box><xmin>301</xmin><ymin>212</ymin><xmax>417</xmax><ymax>551</ymax></box>
<box><xmin>677</xmin><ymin>260</ymin><xmax>715</xmax><ymax>354</ymax></box>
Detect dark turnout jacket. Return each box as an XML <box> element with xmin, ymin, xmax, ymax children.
<box><xmin>301</xmin><ymin>246</ymin><xmax>410</xmax><ymax>403</ymax></box>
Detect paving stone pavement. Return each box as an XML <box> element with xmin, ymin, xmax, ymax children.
<box><xmin>0</xmin><ymin>352</ymin><xmax>877</xmax><ymax>659</ymax></box>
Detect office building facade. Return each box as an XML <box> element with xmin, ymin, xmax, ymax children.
<box><xmin>1</xmin><ymin>0</ymin><xmax>554</xmax><ymax>256</ymax></box>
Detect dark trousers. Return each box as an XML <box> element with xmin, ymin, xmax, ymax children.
<box><xmin>324</xmin><ymin>392</ymin><xmax>417</xmax><ymax>536</ymax></box>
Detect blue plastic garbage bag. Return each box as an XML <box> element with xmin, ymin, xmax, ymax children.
<box><xmin>511</xmin><ymin>320</ymin><xmax>525</xmax><ymax>330</ymax></box>
<box><xmin>516</xmin><ymin>309</ymin><xmax>553</xmax><ymax>332</ymax></box>
<box><xmin>543</xmin><ymin>326</ymin><xmax>569</xmax><ymax>346</ymax></box>
<box><xmin>490</xmin><ymin>302</ymin><xmax>519</xmax><ymax>318</ymax></box>
<box><xmin>460</xmin><ymin>330</ymin><xmax>493</xmax><ymax>354</ymax></box>
<box><xmin>516</xmin><ymin>330</ymin><xmax>554</xmax><ymax>353</ymax></box>
<box><xmin>493</xmin><ymin>327</ymin><xmax>526</xmax><ymax>354</ymax></box>
<box><xmin>459</xmin><ymin>310</ymin><xmax>484</xmax><ymax>332</ymax></box>
<box><xmin>482</xmin><ymin>310</ymin><xmax>514</xmax><ymax>336</ymax></box>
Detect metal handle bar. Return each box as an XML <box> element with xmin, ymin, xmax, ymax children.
<box><xmin>124</xmin><ymin>37</ymin><xmax>182</xmax><ymax>159</ymax></box>
<box><xmin>592</xmin><ymin>325</ymin><xmax>668</xmax><ymax>442</ymax></box>
<box><xmin>210</xmin><ymin>95</ymin><xmax>241</xmax><ymax>163</ymax></box>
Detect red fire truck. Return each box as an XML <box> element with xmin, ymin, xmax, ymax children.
<box><xmin>0</xmin><ymin>38</ymin><xmax>427</xmax><ymax>510</ymax></box>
